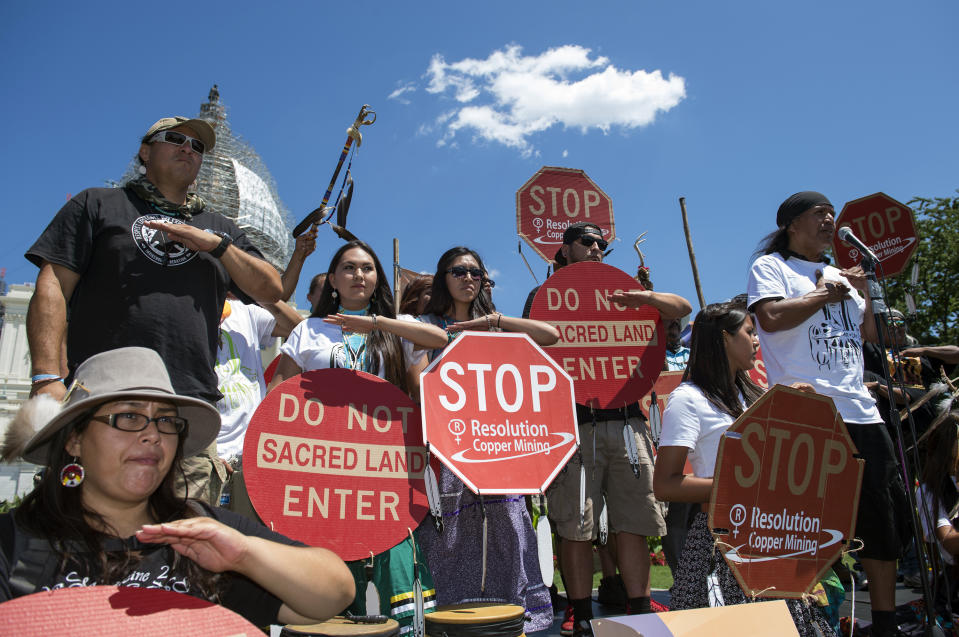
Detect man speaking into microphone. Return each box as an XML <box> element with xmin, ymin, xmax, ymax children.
<box><xmin>746</xmin><ymin>191</ymin><xmax>909</xmax><ymax>637</ymax></box>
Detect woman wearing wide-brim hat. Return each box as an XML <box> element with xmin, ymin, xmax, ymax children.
<box><xmin>0</xmin><ymin>346</ymin><xmax>354</xmax><ymax>625</ymax></box>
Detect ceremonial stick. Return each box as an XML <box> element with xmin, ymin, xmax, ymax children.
<box><xmin>293</xmin><ymin>104</ymin><xmax>376</xmax><ymax>238</ymax></box>
<box><xmin>679</xmin><ymin>197</ymin><xmax>706</xmax><ymax>310</ymax></box>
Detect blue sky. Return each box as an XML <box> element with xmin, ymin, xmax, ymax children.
<box><xmin>1</xmin><ymin>1</ymin><xmax>955</xmax><ymax>318</ymax></box>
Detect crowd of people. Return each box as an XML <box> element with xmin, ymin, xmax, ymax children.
<box><xmin>0</xmin><ymin>113</ymin><xmax>956</xmax><ymax>637</ymax></box>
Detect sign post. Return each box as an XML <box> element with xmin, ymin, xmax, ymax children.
<box><xmin>243</xmin><ymin>369</ymin><xmax>428</xmax><ymax>561</ymax></box>
<box><xmin>709</xmin><ymin>385</ymin><xmax>863</xmax><ymax>598</ymax></box>
<box><xmin>527</xmin><ymin>261</ymin><xmax>666</xmax><ymax>408</ymax></box>
<box><xmin>516</xmin><ymin>166</ymin><xmax>615</xmax><ymax>263</ymax></box>
<box><xmin>420</xmin><ymin>332</ymin><xmax>578</xmax><ymax>494</ymax></box>
<box><xmin>832</xmin><ymin>192</ymin><xmax>918</xmax><ymax>277</ymax></box>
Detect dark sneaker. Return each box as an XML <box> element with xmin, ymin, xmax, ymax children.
<box><xmin>596</xmin><ymin>575</ymin><xmax>627</xmax><ymax>607</ymax></box>
<box><xmin>572</xmin><ymin>619</ymin><xmax>593</xmax><ymax>637</ymax></box>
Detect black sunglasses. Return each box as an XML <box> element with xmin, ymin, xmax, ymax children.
<box><xmin>577</xmin><ymin>235</ymin><xmax>608</xmax><ymax>251</ymax></box>
<box><xmin>150</xmin><ymin>130</ymin><xmax>206</xmax><ymax>154</ymax></box>
<box><xmin>447</xmin><ymin>266</ymin><xmax>485</xmax><ymax>280</ymax></box>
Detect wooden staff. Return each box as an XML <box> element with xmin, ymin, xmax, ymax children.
<box><xmin>393</xmin><ymin>238</ymin><xmax>401</xmax><ymax>315</ymax></box>
<box><xmin>679</xmin><ymin>197</ymin><xmax>706</xmax><ymax>310</ymax></box>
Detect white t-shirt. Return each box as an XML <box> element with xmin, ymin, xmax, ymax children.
<box><xmin>747</xmin><ymin>253</ymin><xmax>881</xmax><ymax>424</ymax></box>
<box><xmin>281</xmin><ymin>314</ymin><xmax>418</xmax><ymax>377</ymax></box>
<box><xmin>659</xmin><ymin>382</ymin><xmax>742</xmax><ymax>478</ymax></box>
<box><xmin>215</xmin><ymin>301</ymin><xmax>276</xmax><ymax>458</ymax></box>
<box><xmin>917</xmin><ymin>480</ymin><xmax>957</xmax><ymax>565</ymax></box>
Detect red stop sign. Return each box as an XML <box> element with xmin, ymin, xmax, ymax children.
<box><xmin>244</xmin><ymin>369</ymin><xmax>428</xmax><ymax>560</ymax></box>
<box><xmin>528</xmin><ymin>261</ymin><xmax>666</xmax><ymax>408</ymax></box>
<box><xmin>709</xmin><ymin>385</ymin><xmax>863</xmax><ymax>598</ymax></box>
<box><xmin>832</xmin><ymin>192</ymin><xmax>918</xmax><ymax>277</ymax></box>
<box><xmin>420</xmin><ymin>332</ymin><xmax>578</xmax><ymax>494</ymax></box>
<box><xmin>516</xmin><ymin>166</ymin><xmax>615</xmax><ymax>263</ymax></box>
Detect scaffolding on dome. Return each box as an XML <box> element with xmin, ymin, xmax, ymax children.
<box><xmin>119</xmin><ymin>85</ymin><xmax>294</xmax><ymax>271</ymax></box>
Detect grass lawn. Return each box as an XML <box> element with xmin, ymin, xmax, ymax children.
<box><xmin>553</xmin><ymin>565</ymin><xmax>673</xmax><ymax>593</ymax></box>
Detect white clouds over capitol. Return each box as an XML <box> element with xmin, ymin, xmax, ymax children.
<box><xmin>392</xmin><ymin>44</ymin><xmax>686</xmax><ymax>157</ymax></box>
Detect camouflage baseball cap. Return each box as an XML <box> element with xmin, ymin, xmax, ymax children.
<box><xmin>142</xmin><ymin>116</ymin><xmax>216</xmax><ymax>152</ymax></box>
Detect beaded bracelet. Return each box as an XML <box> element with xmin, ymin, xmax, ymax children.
<box><xmin>371</xmin><ymin>314</ymin><xmax>378</xmax><ymax>331</ymax></box>
<box><xmin>485</xmin><ymin>314</ymin><xmax>493</xmax><ymax>330</ymax></box>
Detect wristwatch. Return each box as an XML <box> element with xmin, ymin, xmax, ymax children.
<box><xmin>209</xmin><ymin>231</ymin><xmax>233</xmax><ymax>258</ymax></box>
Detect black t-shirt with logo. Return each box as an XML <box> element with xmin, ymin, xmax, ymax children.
<box><xmin>26</xmin><ymin>187</ymin><xmax>266</xmax><ymax>403</ymax></box>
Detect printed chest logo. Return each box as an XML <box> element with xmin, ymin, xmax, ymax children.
<box><xmin>131</xmin><ymin>215</ymin><xmax>203</xmax><ymax>266</ymax></box>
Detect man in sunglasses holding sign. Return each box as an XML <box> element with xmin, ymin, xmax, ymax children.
<box><xmin>25</xmin><ymin>116</ymin><xmax>282</xmax><ymax>502</ymax></box>
<box><xmin>523</xmin><ymin>222</ymin><xmax>691</xmax><ymax>635</ymax></box>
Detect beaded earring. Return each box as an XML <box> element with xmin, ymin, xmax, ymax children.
<box><xmin>332</xmin><ymin>289</ymin><xmax>338</xmax><ymax>300</ymax></box>
<box><xmin>60</xmin><ymin>458</ymin><xmax>85</xmax><ymax>487</ymax></box>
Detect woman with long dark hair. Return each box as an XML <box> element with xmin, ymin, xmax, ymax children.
<box><xmin>415</xmin><ymin>246</ymin><xmax>559</xmax><ymax>634</ymax></box>
<box><xmin>1</xmin><ymin>347</ymin><xmax>354</xmax><ymax>625</ymax></box>
<box><xmin>268</xmin><ymin>240</ymin><xmax>447</xmax><ymax>393</ymax></box>
<box><xmin>266</xmin><ymin>240</ymin><xmax>447</xmax><ymax>633</ymax></box>
<box><xmin>653</xmin><ymin>302</ymin><xmax>835</xmax><ymax>636</ymax></box>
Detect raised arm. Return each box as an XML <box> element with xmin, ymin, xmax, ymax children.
<box><xmin>607</xmin><ymin>290</ymin><xmax>692</xmax><ymax>321</ymax></box>
<box><xmin>446</xmin><ymin>314</ymin><xmax>560</xmax><ymax>346</ymax></box>
<box><xmin>652</xmin><ymin>446</ymin><xmax>713</xmax><ymax>503</ymax></box>
<box><xmin>281</xmin><ymin>230</ymin><xmax>317</xmax><ymax>302</ymax></box>
<box><xmin>324</xmin><ymin>314</ymin><xmax>449</xmax><ymax>350</ymax></box>
<box><xmin>903</xmin><ymin>345</ymin><xmax>959</xmax><ymax>364</ymax></box>
<box><xmin>143</xmin><ymin>221</ymin><xmax>283</xmax><ymax>304</ymax></box>
<box><xmin>752</xmin><ymin>269</ymin><xmax>849</xmax><ymax>332</ymax></box>
<box><xmin>26</xmin><ymin>262</ymin><xmax>80</xmax><ymax>399</ymax></box>
<box><xmin>262</xmin><ymin>301</ymin><xmax>304</xmax><ymax>339</ymax></box>
<box><xmin>136</xmin><ymin>517</ymin><xmax>355</xmax><ymax>623</ymax></box>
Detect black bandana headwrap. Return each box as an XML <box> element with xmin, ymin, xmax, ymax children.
<box><xmin>776</xmin><ymin>191</ymin><xmax>832</xmax><ymax>228</ymax></box>
<box><xmin>126</xmin><ymin>175</ymin><xmax>205</xmax><ymax>219</ymax></box>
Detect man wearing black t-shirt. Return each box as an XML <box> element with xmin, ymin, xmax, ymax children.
<box><xmin>25</xmin><ymin>116</ymin><xmax>282</xmax><ymax>500</ymax></box>
<box><xmin>523</xmin><ymin>222</ymin><xmax>690</xmax><ymax>633</ymax></box>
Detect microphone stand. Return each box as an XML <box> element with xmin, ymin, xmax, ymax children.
<box><xmin>861</xmin><ymin>255</ymin><xmax>945</xmax><ymax>637</ymax></box>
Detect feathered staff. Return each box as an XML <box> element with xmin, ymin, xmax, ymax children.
<box><xmin>292</xmin><ymin>105</ymin><xmax>376</xmax><ymax>241</ymax></box>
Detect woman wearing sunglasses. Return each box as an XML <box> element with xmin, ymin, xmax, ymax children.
<box><xmin>1</xmin><ymin>347</ymin><xmax>354</xmax><ymax>625</ymax></box>
<box><xmin>415</xmin><ymin>246</ymin><xmax>559</xmax><ymax>633</ymax></box>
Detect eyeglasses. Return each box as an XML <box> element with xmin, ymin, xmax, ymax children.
<box><xmin>576</xmin><ymin>235</ymin><xmax>608</xmax><ymax>251</ymax></box>
<box><xmin>91</xmin><ymin>412</ymin><xmax>188</xmax><ymax>435</ymax></box>
<box><xmin>447</xmin><ymin>266</ymin><xmax>485</xmax><ymax>280</ymax></box>
<box><xmin>149</xmin><ymin>130</ymin><xmax>206</xmax><ymax>154</ymax></box>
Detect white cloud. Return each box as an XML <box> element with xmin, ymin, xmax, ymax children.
<box><xmin>418</xmin><ymin>44</ymin><xmax>685</xmax><ymax>156</ymax></box>
<box><xmin>388</xmin><ymin>82</ymin><xmax>417</xmax><ymax>104</ymax></box>
<box><xmin>562</xmin><ymin>149</ymin><xmax>568</xmax><ymax>158</ymax></box>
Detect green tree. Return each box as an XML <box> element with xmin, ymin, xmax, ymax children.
<box><xmin>884</xmin><ymin>193</ymin><xmax>959</xmax><ymax>345</ymax></box>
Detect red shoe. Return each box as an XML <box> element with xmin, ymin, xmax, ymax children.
<box><xmin>560</xmin><ymin>605</ymin><xmax>575</xmax><ymax>636</ymax></box>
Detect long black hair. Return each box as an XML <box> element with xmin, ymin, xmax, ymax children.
<box><xmin>424</xmin><ymin>246</ymin><xmax>495</xmax><ymax>319</ymax></box>
<box><xmin>919</xmin><ymin>411</ymin><xmax>959</xmax><ymax>533</ymax></box>
<box><xmin>310</xmin><ymin>240</ymin><xmax>410</xmax><ymax>394</ymax></box>
<box><xmin>14</xmin><ymin>411</ymin><xmax>221</xmax><ymax>599</ymax></box>
<box><xmin>684</xmin><ymin>301</ymin><xmax>763</xmax><ymax>417</ymax></box>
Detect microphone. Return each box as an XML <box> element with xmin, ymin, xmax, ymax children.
<box><xmin>837</xmin><ymin>226</ymin><xmax>880</xmax><ymax>262</ymax></box>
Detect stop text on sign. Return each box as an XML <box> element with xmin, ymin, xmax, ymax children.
<box><xmin>526</xmin><ymin>185</ymin><xmax>603</xmax><ymax>220</ymax></box>
<box><xmin>420</xmin><ymin>332</ymin><xmax>579</xmax><ymax>494</ymax></box>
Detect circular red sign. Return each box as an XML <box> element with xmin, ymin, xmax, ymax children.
<box><xmin>709</xmin><ymin>385</ymin><xmax>864</xmax><ymax>598</ymax></box>
<box><xmin>516</xmin><ymin>166</ymin><xmax>615</xmax><ymax>263</ymax></box>
<box><xmin>528</xmin><ymin>261</ymin><xmax>666</xmax><ymax>408</ymax></box>
<box><xmin>832</xmin><ymin>192</ymin><xmax>918</xmax><ymax>278</ymax></box>
<box><xmin>420</xmin><ymin>332</ymin><xmax>579</xmax><ymax>494</ymax></box>
<box><xmin>243</xmin><ymin>368</ymin><xmax>428</xmax><ymax>560</ymax></box>
<box><xmin>0</xmin><ymin>586</ymin><xmax>261</xmax><ymax>636</ymax></box>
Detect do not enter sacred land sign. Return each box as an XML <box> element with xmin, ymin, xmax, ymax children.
<box><xmin>528</xmin><ymin>261</ymin><xmax>666</xmax><ymax>408</ymax></box>
<box><xmin>421</xmin><ymin>332</ymin><xmax>578</xmax><ymax>494</ymax></box>
<box><xmin>709</xmin><ymin>385</ymin><xmax>863</xmax><ymax>598</ymax></box>
<box><xmin>244</xmin><ymin>369</ymin><xmax>428</xmax><ymax>560</ymax></box>
<box><xmin>516</xmin><ymin>166</ymin><xmax>615</xmax><ymax>263</ymax></box>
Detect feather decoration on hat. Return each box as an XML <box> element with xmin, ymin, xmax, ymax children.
<box><xmin>1</xmin><ymin>395</ymin><xmax>63</xmax><ymax>462</ymax></box>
